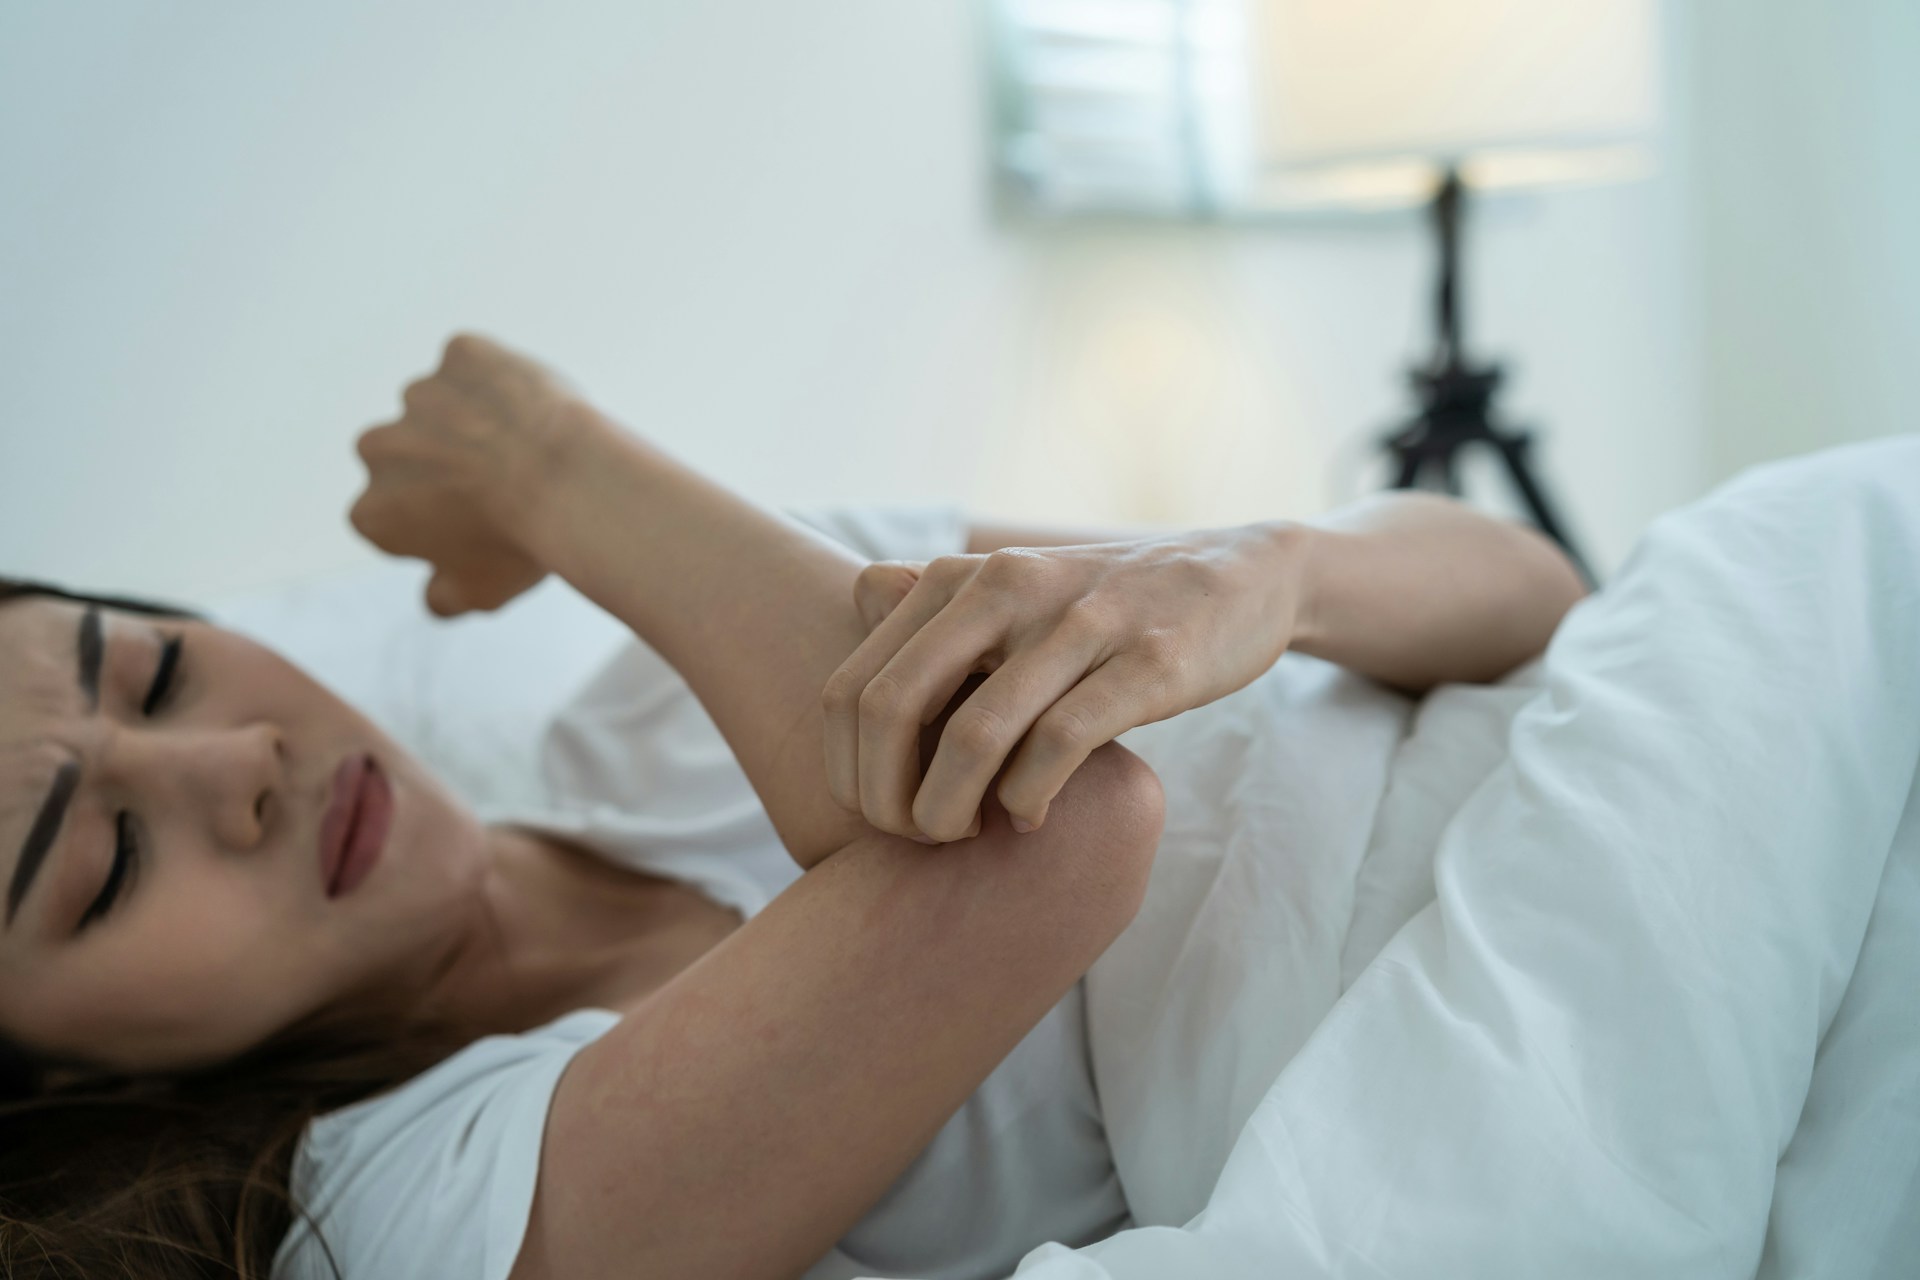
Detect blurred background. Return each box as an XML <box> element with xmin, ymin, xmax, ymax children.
<box><xmin>1</xmin><ymin>0</ymin><xmax>1914</xmax><ymax>602</ymax></box>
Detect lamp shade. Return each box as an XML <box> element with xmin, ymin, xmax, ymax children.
<box><xmin>1244</xmin><ymin>0</ymin><xmax>1659</xmax><ymax>207</ymax></box>
<box><xmin>989</xmin><ymin>0</ymin><xmax>1661</xmax><ymax>217</ymax></box>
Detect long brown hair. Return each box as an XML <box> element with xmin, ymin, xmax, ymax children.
<box><xmin>0</xmin><ymin>578</ymin><xmax>459</xmax><ymax>1279</ymax></box>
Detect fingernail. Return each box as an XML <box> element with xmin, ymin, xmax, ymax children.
<box><xmin>911</xmin><ymin>835</ymin><xmax>940</xmax><ymax>846</ymax></box>
<box><xmin>1012</xmin><ymin>818</ymin><xmax>1033</xmax><ymax>834</ymax></box>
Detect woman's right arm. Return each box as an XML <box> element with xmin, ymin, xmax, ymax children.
<box><xmin>351</xmin><ymin>334</ymin><xmax>945</xmax><ymax>867</ymax></box>
<box><xmin>509</xmin><ymin>740</ymin><xmax>1164</xmax><ymax>1280</ymax></box>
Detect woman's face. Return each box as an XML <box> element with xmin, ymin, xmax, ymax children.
<box><xmin>0</xmin><ymin>596</ymin><xmax>489</xmax><ymax>1072</ymax></box>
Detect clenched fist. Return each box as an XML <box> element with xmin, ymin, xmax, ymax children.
<box><xmin>349</xmin><ymin>333</ymin><xmax>587</xmax><ymax>617</ymax></box>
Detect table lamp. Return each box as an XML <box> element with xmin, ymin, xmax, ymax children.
<box><xmin>1244</xmin><ymin>0</ymin><xmax>1659</xmax><ymax>585</ymax></box>
<box><xmin>990</xmin><ymin>0</ymin><xmax>1661</xmax><ymax>585</ymax></box>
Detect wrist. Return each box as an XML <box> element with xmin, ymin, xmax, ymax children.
<box><xmin>1244</xmin><ymin>518</ymin><xmax>1318</xmax><ymax>652</ymax></box>
<box><xmin>500</xmin><ymin>400</ymin><xmax>632</xmax><ymax>563</ymax></box>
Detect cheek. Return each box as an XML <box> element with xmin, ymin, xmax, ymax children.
<box><xmin>62</xmin><ymin>882</ymin><xmax>324</xmax><ymax>1063</ymax></box>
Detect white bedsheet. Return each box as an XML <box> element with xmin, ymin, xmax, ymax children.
<box><xmin>998</xmin><ymin>437</ymin><xmax>1920</xmax><ymax>1278</ymax></box>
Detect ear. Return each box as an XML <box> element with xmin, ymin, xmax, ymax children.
<box><xmin>853</xmin><ymin>561</ymin><xmax>925</xmax><ymax>633</ymax></box>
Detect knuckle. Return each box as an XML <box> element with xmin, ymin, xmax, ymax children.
<box><xmin>1035</xmin><ymin>705</ymin><xmax>1095</xmax><ymax>755</ymax></box>
<box><xmin>1133</xmin><ymin>630</ymin><xmax>1182</xmax><ymax>679</ymax></box>
<box><xmin>347</xmin><ymin>495</ymin><xmax>384</xmax><ymax>541</ymax></box>
<box><xmin>947</xmin><ymin>705</ymin><xmax>1009</xmax><ymax>761</ymax></box>
<box><xmin>858</xmin><ymin>672</ymin><xmax>908</xmax><ymax>726</ymax></box>
<box><xmin>926</xmin><ymin>554</ymin><xmax>980</xmax><ymax>586</ymax></box>
<box><xmin>1057</xmin><ymin>594</ymin><xmax>1110</xmax><ymax>641</ymax></box>
<box><xmin>979</xmin><ymin>548</ymin><xmax>1021</xmax><ymax>580</ymax></box>
<box><xmin>443</xmin><ymin>332</ymin><xmax>480</xmax><ymax>366</ymax></box>
<box><xmin>978</xmin><ymin>547</ymin><xmax>1043</xmax><ymax>589</ymax></box>
<box><xmin>857</xmin><ymin>561</ymin><xmax>914</xmax><ymax>604</ymax></box>
<box><xmin>820</xmin><ymin>666</ymin><xmax>863</xmax><ymax>715</ymax></box>
<box><xmin>402</xmin><ymin>377</ymin><xmax>453</xmax><ymax>418</ymax></box>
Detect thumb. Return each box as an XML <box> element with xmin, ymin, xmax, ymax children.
<box><xmin>425</xmin><ymin>571</ymin><xmax>469</xmax><ymax>618</ymax></box>
<box><xmin>854</xmin><ymin>561</ymin><xmax>924</xmax><ymax>633</ymax></box>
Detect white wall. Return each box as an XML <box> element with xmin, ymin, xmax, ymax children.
<box><xmin>1687</xmin><ymin>0</ymin><xmax>1920</xmax><ymax>483</ymax></box>
<box><xmin>1</xmin><ymin>0</ymin><xmax>1702</xmax><ymax>602</ymax></box>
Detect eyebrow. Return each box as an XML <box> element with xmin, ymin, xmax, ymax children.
<box><xmin>6</xmin><ymin>607</ymin><xmax>101</xmax><ymax>928</ymax></box>
<box><xmin>79</xmin><ymin>604</ymin><xmax>103</xmax><ymax>713</ymax></box>
<box><xmin>8</xmin><ymin>760</ymin><xmax>79</xmax><ymax>928</ymax></box>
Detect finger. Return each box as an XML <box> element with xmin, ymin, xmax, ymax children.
<box><xmin>354</xmin><ymin>424</ymin><xmax>390</xmax><ymax>467</ymax></box>
<box><xmin>821</xmin><ymin>559</ymin><xmax>972</xmax><ymax>813</ymax></box>
<box><xmin>856</xmin><ymin>594</ymin><xmax>1007</xmax><ymax>838</ymax></box>
<box><xmin>914</xmin><ymin>678</ymin><xmax>986</xmax><ymax>843</ymax></box>
<box><xmin>402</xmin><ymin>374</ymin><xmax>472</xmax><ymax>425</ymax></box>
<box><xmin>346</xmin><ymin>491</ymin><xmax>385</xmax><ymax>546</ymax></box>
<box><xmin>438</xmin><ymin>331</ymin><xmax>502</xmax><ymax>385</ymax></box>
<box><xmin>854</xmin><ymin>561</ymin><xmax>924</xmax><ymax>633</ymax></box>
<box><xmin>910</xmin><ymin>638</ymin><xmax>1100</xmax><ymax>841</ymax></box>
<box><xmin>425</xmin><ymin>572</ymin><xmax>469</xmax><ymax>619</ymax></box>
<box><xmin>994</xmin><ymin>652</ymin><xmax>1165</xmax><ymax>832</ymax></box>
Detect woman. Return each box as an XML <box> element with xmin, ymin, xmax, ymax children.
<box><xmin>0</xmin><ymin>334</ymin><xmax>1584</xmax><ymax>1279</ymax></box>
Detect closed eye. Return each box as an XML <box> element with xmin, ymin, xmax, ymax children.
<box><xmin>78</xmin><ymin>632</ymin><xmax>182</xmax><ymax>933</ymax></box>
<box><xmin>143</xmin><ymin>634</ymin><xmax>183</xmax><ymax>716</ymax></box>
<box><xmin>78</xmin><ymin>814</ymin><xmax>138</xmax><ymax>932</ymax></box>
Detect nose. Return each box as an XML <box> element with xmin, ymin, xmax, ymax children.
<box><xmin>116</xmin><ymin>722</ymin><xmax>287</xmax><ymax>850</ymax></box>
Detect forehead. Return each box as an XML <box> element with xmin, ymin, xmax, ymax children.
<box><xmin>0</xmin><ymin>595</ymin><xmax>89</xmax><ymax>809</ymax></box>
<box><xmin>0</xmin><ymin>600</ymin><xmax>86</xmax><ymax>875</ymax></box>
<box><xmin>0</xmin><ymin>598</ymin><xmax>184</xmax><ymax>836</ymax></box>
<box><xmin>0</xmin><ymin>596</ymin><xmax>88</xmax><ymax>724</ymax></box>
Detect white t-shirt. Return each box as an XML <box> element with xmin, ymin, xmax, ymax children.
<box><xmin>272</xmin><ymin>508</ymin><xmax>1132</xmax><ymax>1280</ymax></box>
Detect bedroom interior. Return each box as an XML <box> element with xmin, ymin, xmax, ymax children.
<box><xmin>1</xmin><ymin>4</ymin><xmax>1917</xmax><ymax>1277</ymax></box>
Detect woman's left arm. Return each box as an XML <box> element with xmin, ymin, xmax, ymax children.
<box><xmin>957</xmin><ymin>497</ymin><xmax>1586</xmax><ymax>692</ymax></box>
<box><xmin>829</xmin><ymin>492</ymin><xmax>1587</xmax><ymax>842</ymax></box>
<box><xmin>1287</xmin><ymin>490</ymin><xmax>1590</xmax><ymax>693</ymax></box>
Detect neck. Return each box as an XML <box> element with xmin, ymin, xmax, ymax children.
<box><xmin>404</xmin><ymin>825</ymin><xmax>698</xmax><ymax>1041</ymax></box>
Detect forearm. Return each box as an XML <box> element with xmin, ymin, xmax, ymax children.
<box><xmin>1284</xmin><ymin>491</ymin><xmax>1590</xmax><ymax>693</ymax></box>
<box><xmin>516</xmin><ymin>410</ymin><xmax>872</xmax><ymax>869</ymax></box>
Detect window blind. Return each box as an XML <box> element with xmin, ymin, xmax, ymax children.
<box><xmin>988</xmin><ymin>0</ymin><xmax>1248</xmax><ymax>217</ymax></box>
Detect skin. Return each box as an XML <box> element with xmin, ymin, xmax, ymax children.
<box><xmin>0</xmin><ymin>596</ymin><xmax>728</xmax><ymax>1075</ymax></box>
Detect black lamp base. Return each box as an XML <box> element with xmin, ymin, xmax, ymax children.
<box><xmin>1381</xmin><ymin>167</ymin><xmax>1597</xmax><ymax>590</ymax></box>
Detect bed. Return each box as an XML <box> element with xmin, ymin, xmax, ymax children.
<box><xmin>214</xmin><ymin>450</ymin><xmax>1920</xmax><ymax>1279</ymax></box>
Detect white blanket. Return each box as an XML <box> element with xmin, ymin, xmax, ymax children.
<box><xmin>1004</xmin><ymin>437</ymin><xmax>1920</xmax><ymax>1278</ymax></box>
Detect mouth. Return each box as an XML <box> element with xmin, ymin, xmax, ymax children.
<box><xmin>319</xmin><ymin>752</ymin><xmax>393</xmax><ymax>899</ymax></box>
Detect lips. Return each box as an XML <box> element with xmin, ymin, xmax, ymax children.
<box><xmin>319</xmin><ymin>752</ymin><xmax>392</xmax><ymax>899</ymax></box>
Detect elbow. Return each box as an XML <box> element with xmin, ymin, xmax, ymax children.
<box><xmin>1516</xmin><ymin>523</ymin><xmax>1593</xmax><ymax>633</ymax></box>
<box><xmin>1041</xmin><ymin>741</ymin><xmax>1166</xmax><ymax>931</ymax></box>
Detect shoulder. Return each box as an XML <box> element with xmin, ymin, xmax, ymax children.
<box><xmin>272</xmin><ymin>1010</ymin><xmax>619</xmax><ymax>1280</ymax></box>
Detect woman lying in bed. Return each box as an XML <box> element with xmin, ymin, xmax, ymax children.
<box><xmin>0</xmin><ymin>334</ymin><xmax>1585</xmax><ymax>1280</ymax></box>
